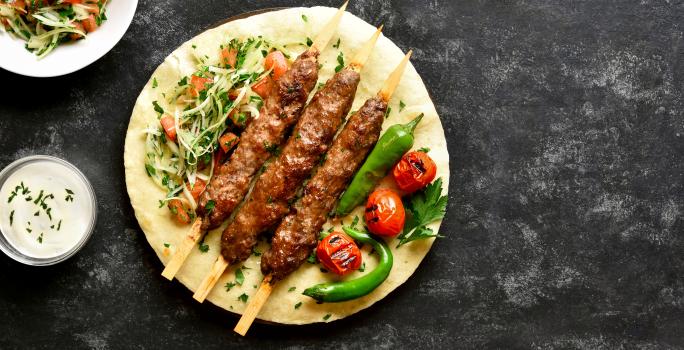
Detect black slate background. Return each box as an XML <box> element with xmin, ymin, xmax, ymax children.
<box><xmin>1</xmin><ymin>0</ymin><xmax>683</xmax><ymax>349</ymax></box>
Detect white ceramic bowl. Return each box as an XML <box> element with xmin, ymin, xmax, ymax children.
<box><xmin>0</xmin><ymin>0</ymin><xmax>138</xmax><ymax>78</ymax></box>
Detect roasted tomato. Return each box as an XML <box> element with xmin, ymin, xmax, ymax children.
<box><xmin>264</xmin><ymin>50</ymin><xmax>288</xmax><ymax>80</ymax></box>
<box><xmin>317</xmin><ymin>232</ymin><xmax>362</xmax><ymax>275</ymax></box>
<box><xmin>221</xmin><ymin>47</ymin><xmax>238</xmax><ymax>68</ymax></box>
<box><xmin>392</xmin><ymin>150</ymin><xmax>437</xmax><ymax>193</ymax></box>
<box><xmin>365</xmin><ymin>189</ymin><xmax>405</xmax><ymax>237</ymax></box>
<box><xmin>186</xmin><ymin>178</ymin><xmax>206</xmax><ymax>202</ymax></box>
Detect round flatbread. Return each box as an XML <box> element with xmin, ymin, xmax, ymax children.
<box><xmin>124</xmin><ymin>6</ymin><xmax>449</xmax><ymax>325</ymax></box>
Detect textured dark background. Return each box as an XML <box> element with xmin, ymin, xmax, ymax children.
<box><xmin>1</xmin><ymin>0</ymin><xmax>683</xmax><ymax>349</ymax></box>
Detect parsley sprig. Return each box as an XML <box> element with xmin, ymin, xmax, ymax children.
<box><xmin>397</xmin><ymin>178</ymin><xmax>448</xmax><ymax>247</ymax></box>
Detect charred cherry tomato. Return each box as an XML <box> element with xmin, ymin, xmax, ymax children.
<box><xmin>316</xmin><ymin>232</ymin><xmax>362</xmax><ymax>275</ymax></box>
<box><xmin>365</xmin><ymin>189</ymin><xmax>405</xmax><ymax>237</ymax></box>
<box><xmin>392</xmin><ymin>150</ymin><xmax>437</xmax><ymax>193</ymax></box>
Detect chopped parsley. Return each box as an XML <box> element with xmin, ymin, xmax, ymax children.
<box><xmin>301</xmin><ymin>14</ymin><xmax>308</xmax><ymax>22</ymax></box>
<box><xmin>333</xmin><ymin>38</ymin><xmax>341</xmax><ymax>49</ymax></box>
<box><xmin>225</xmin><ymin>282</ymin><xmax>236</xmax><ymax>291</ymax></box>
<box><xmin>152</xmin><ymin>77</ymin><xmax>158</xmax><ymax>88</ymax></box>
<box><xmin>37</xmin><ymin>232</ymin><xmax>44</xmax><ymax>244</ymax></box>
<box><xmin>235</xmin><ymin>268</ymin><xmax>245</xmax><ymax>286</ymax></box>
<box><xmin>418</xmin><ymin>147</ymin><xmax>431</xmax><ymax>153</ymax></box>
<box><xmin>294</xmin><ymin>302</ymin><xmax>303</xmax><ymax>309</ymax></box>
<box><xmin>205</xmin><ymin>200</ymin><xmax>216</xmax><ymax>214</ymax></box>
<box><xmin>198</xmin><ymin>236</ymin><xmax>210</xmax><ymax>253</ymax></box>
<box><xmin>288</xmin><ymin>287</ymin><xmax>296</xmax><ymax>292</ymax></box>
<box><xmin>306</xmin><ymin>37</ymin><xmax>313</xmax><ymax>47</ymax></box>
<box><xmin>384</xmin><ymin>106</ymin><xmax>392</xmax><ymax>119</ymax></box>
<box><xmin>164</xmin><ymin>243</ymin><xmax>170</xmax><ymax>248</ymax></box>
<box><xmin>334</xmin><ymin>52</ymin><xmax>345</xmax><ymax>72</ymax></box>
<box><xmin>399</xmin><ymin>100</ymin><xmax>406</xmax><ymax>112</ymax></box>
<box><xmin>65</xmin><ymin>188</ymin><xmax>74</xmax><ymax>202</ymax></box>
<box><xmin>9</xmin><ymin>210</ymin><xmax>14</xmax><ymax>226</ymax></box>
<box><xmin>359</xmin><ymin>262</ymin><xmax>366</xmax><ymax>272</ymax></box>
<box><xmin>178</xmin><ymin>76</ymin><xmax>188</xmax><ymax>86</ymax></box>
<box><xmin>238</xmin><ymin>293</ymin><xmax>249</xmax><ymax>302</ymax></box>
<box><xmin>323</xmin><ymin>314</ymin><xmax>331</xmax><ymax>321</ymax></box>
<box><xmin>152</xmin><ymin>101</ymin><xmax>164</xmax><ymax>115</ymax></box>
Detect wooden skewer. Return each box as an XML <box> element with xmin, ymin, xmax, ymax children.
<box><xmin>232</xmin><ymin>35</ymin><xmax>402</xmax><ymax>338</ymax></box>
<box><xmin>379</xmin><ymin>50</ymin><xmax>413</xmax><ymax>102</ymax></box>
<box><xmin>161</xmin><ymin>218</ymin><xmax>203</xmax><ymax>280</ymax></box>
<box><xmin>311</xmin><ymin>1</ymin><xmax>349</xmax><ymax>53</ymax></box>
<box><xmin>193</xmin><ymin>255</ymin><xmax>228</xmax><ymax>302</ymax></box>
<box><xmin>190</xmin><ymin>2</ymin><xmax>351</xmax><ymax>305</ymax></box>
<box><xmin>233</xmin><ymin>275</ymin><xmax>273</xmax><ymax>336</ymax></box>
<box><xmin>349</xmin><ymin>25</ymin><xmax>383</xmax><ymax>72</ymax></box>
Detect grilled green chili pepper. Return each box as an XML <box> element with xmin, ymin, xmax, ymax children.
<box><xmin>302</xmin><ymin>227</ymin><xmax>393</xmax><ymax>302</ymax></box>
<box><xmin>335</xmin><ymin>113</ymin><xmax>424</xmax><ymax>217</ymax></box>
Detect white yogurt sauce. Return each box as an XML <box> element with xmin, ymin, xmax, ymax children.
<box><xmin>0</xmin><ymin>160</ymin><xmax>94</xmax><ymax>259</ymax></box>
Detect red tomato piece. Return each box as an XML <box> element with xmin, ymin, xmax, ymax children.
<box><xmin>81</xmin><ymin>14</ymin><xmax>97</xmax><ymax>33</ymax></box>
<box><xmin>392</xmin><ymin>150</ymin><xmax>437</xmax><ymax>193</ymax></box>
<box><xmin>221</xmin><ymin>47</ymin><xmax>238</xmax><ymax>68</ymax></box>
<box><xmin>159</xmin><ymin>114</ymin><xmax>177</xmax><ymax>142</ymax></box>
<box><xmin>69</xmin><ymin>21</ymin><xmax>85</xmax><ymax>40</ymax></box>
<box><xmin>264</xmin><ymin>51</ymin><xmax>288</xmax><ymax>81</ymax></box>
<box><xmin>189</xmin><ymin>75</ymin><xmax>213</xmax><ymax>97</ymax></box>
<box><xmin>316</xmin><ymin>232</ymin><xmax>362</xmax><ymax>275</ymax></box>
<box><xmin>168</xmin><ymin>199</ymin><xmax>191</xmax><ymax>224</ymax></box>
<box><xmin>186</xmin><ymin>178</ymin><xmax>206</xmax><ymax>202</ymax></box>
<box><xmin>365</xmin><ymin>189</ymin><xmax>406</xmax><ymax>237</ymax></box>
<box><xmin>251</xmin><ymin>76</ymin><xmax>273</xmax><ymax>99</ymax></box>
<box><xmin>9</xmin><ymin>0</ymin><xmax>27</xmax><ymax>10</ymax></box>
<box><xmin>218</xmin><ymin>132</ymin><xmax>239</xmax><ymax>153</ymax></box>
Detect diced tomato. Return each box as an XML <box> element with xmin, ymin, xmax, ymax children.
<box><xmin>251</xmin><ymin>76</ymin><xmax>273</xmax><ymax>99</ymax></box>
<box><xmin>186</xmin><ymin>178</ymin><xmax>206</xmax><ymax>202</ymax></box>
<box><xmin>81</xmin><ymin>14</ymin><xmax>97</xmax><ymax>33</ymax></box>
<box><xmin>218</xmin><ymin>132</ymin><xmax>239</xmax><ymax>153</ymax></box>
<box><xmin>189</xmin><ymin>75</ymin><xmax>213</xmax><ymax>97</ymax></box>
<box><xmin>221</xmin><ymin>47</ymin><xmax>238</xmax><ymax>68</ymax></box>
<box><xmin>8</xmin><ymin>0</ymin><xmax>27</xmax><ymax>10</ymax></box>
<box><xmin>168</xmin><ymin>199</ymin><xmax>191</xmax><ymax>224</ymax></box>
<box><xmin>228</xmin><ymin>89</ymin><xmax>240</xmax><ymax>100</ymax></box>
<box><xmin>264</xmin><ymin>51</ymin><xmax>288</xmax><ymax>81</ymax></box>
<box><xmin>69</xmin><ymin>21</ymin><xmax>85</xmax><ymax>40</ymax></box>
<box><xmin>160</xmin><ymin>114</ymin><xmax>177</xmax><ymax>142</ymax></box>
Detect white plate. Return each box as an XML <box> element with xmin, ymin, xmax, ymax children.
<box><xmin>0</xmin><ymin>0</ymin><xmax>138</xmax><ymax>78</ymax></box>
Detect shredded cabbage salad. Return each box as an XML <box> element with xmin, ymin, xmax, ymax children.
<box><xmin>145</xmin><ymin>37</ymin><xmax>282</xmax><ymax>215</ymax></box>
<box><xmin>0</xmin><ymin>0</ymin><xmax>109</xmax><ymax>58</ymax></box>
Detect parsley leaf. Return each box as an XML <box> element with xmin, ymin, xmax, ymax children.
<box><xmin>235</xmin><ymin>268</ymin><xmax>245</xmax><ymax>286</ymax></box>
<box><xmin>301</xmin><ymin>14</ymin><xmax>308</xmax><ymax>22</ymax></box>
<box><xmin>399</xmin><ymin>100</ymin><xmax>406</xmax><ymax>112</ymax></box>
<box><xmin>294</xmin><ymin>302</ymin><xmax>303</xmax><ymax>309</ymax></box>
<box><xmin>205</xmin><ymin>200</ymin><xmax>215</xmax><ymax>213</ymax></box>
<box><xmin>418</xmin><ymin>147</ymin><xmax>431</xmax><ymax>153</ymax></box>
<box><xmin>152</xmin><ymin>101</ymin><xmax>164</xmax><ymax>115</ymax></box>
<box><xmin>288</xmin><ymin>287</ymin><xmax>296</xmax><ymax>292</ymax></box>
<box><xmin>334</xmin><ymin>52</ymin><xmax>345</xmax><ymax>72</ymax></box>
<box><xmin>323</xmin><ymin>314</ymin><xmax>331</xmax><ymax>321</ymax></box>
<box><xmin>152</xmin><ymin>77</ymin><xmax>158</xmax><ymax>88</ymax></box>
<box><xmin>225</xmin><ymin>282</ymin><xmax>236</xmax><ymax>291</ymax></box>
<box><xmin>238</xmin><ymin>293</ymin><xmax>249</xmax><ymax>302</ymax></box>
<box><xmin>397</xmin><ymin>178</ymin><xmax>447</xmax><ymax>247</ymax></box>
<box><xmin>198</xmin><ymin>236</ymin><xmax>209</xmax><ymax>253</ymax></box>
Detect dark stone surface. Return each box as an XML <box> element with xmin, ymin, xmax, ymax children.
<box><xmin>0</xmin><ymin>0</ymin><xmax>683</xmax><ymax>348</ymax></box>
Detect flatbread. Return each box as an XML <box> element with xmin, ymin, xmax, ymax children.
<box><xmin>123</xmin><ymin>6</ymin><xmax>449</xmax><ymax>324</ymax></box>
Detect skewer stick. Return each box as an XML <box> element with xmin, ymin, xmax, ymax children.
<box><xmin>190</xmin><ymin>2</ymin><xmax>351</xmax><ymax>305</ymax></box>
<box><xmin>311</xmin><ymin>1</ymin><xmax>349</xmax><ymax>52</ymax></box>
<box><xmin>193</xmin><ymin>255</ymin><xmax>229</xmax><ymax>302</ymax></box>
<box><xmin>161</xmin><ymin>218</ymin><xmax>203</xmax><ymax>280</ymax></box>
<box><xmin>378</xmin><ymin>50</ymin><xmax>413</xmax><ymax>102</ymax></box>
<box><xmin>349</xmin><ymin>25</ymin><xmax>383</xmax><ymax>72</ymax></box>
<box><xmin>234</xmin><ymin>275</ymin><xmax>273</xmax><ymax>336</ymax></box>
<box><xmin>231</xmin><ymin>29</ymin><xmax>388</xmax><ymax>336</ymax></box>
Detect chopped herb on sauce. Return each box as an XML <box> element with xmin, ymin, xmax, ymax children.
<box><xmin>294</xmin><ymin>302</ymin><xmax>302</xmax><ymax>309</ymax></box>
<box><xmin>238</xmin><ymin>293</ymin><xmax>249</xmax><ymax>302</ymax></box>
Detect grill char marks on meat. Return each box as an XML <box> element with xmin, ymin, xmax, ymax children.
<box><xmin>220</xmin><ymin>68</ymin><xmax>361</xmax><ymax>265</ymax></box>
<box><xmin>196</xmin><ymin>50</ymin><xmax>320</xmax><ymax>231</ymax></box>
<box><xmin>261</xmin><ymin>96</ymin><xmax>388</xmax><ymax>281</ymax></box>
